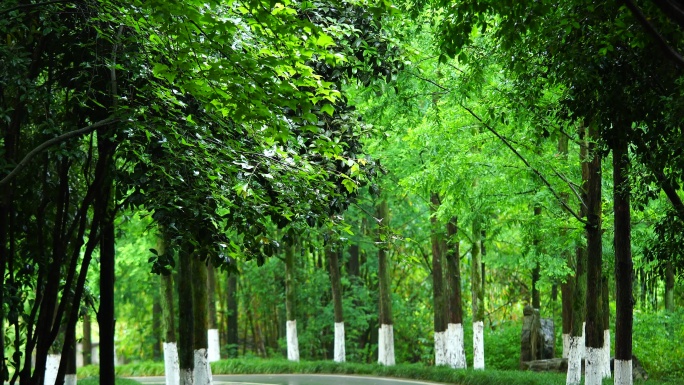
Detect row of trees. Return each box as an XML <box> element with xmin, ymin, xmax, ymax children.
<box><xmin>0</xmin><ymin>0</ymin><xmax>401</xmax><ymax>384</ymax></box>
<box><xmin>3</xmin><ymin>1</ymin><xmax>684</xmax><ymax>385</ymax></box>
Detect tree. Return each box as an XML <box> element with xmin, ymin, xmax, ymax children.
<box><xmin>376</xmin><ymin>199</ymin><xmax>395</xmax><ymax>366</ymax></box>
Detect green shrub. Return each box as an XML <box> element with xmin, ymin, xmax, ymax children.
<box><xmin>632</xmin><ymin>308</ymin><xmax>684</xmax><ymax>380</ymax></box>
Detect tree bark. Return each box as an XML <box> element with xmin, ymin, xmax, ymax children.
<box><xmin>285</xmin><ymin>232</ymin><xmax>300</xmax><ymax>361</ymax></box>
<box><xmin>376</xmin><ymin>199</ymin><xmax>395</xmax><ymax>366</ymax></box>
<box><xmin>83</xmin><ymin>313</ymin><xmax>92</xmax><ymax>366</ymax></box>
<box><xmin>192</xmin><ymin>256</ymin><xmax>212</xmax><ymax>385</ymax></box>
<box><xmin>327</xmin><ymin>239</ymin><xmax>345</xmax><ymax>362</ymax></box>
<box><xmin>471</xmin><ymin>216</ymin><xmax>485</xmax><ymax>370</ymax></box>
<box><xmin>614</xmin><ymin>131</ymin><xmax>634</xmax><ymax>385</ymax></box>
<box><xmin>445</xmin><ymin>217</ymin><xmax>466</xmax><ymax>369</ymax></box>
<box><xmin>430</xmin><ymin>193</ymin><xmax>447</xmax><ymax>366</ymax></box>
<box><xmin>98</xmin><ymin>163</ymin><xmax>116</xmax><ymax>385</ymax></box>
<box><xmin>665</xmin><ymin>262</ymin><xmax>675</xmax><ymax>312</ymax></box>
<box><xmin>178</xmin><ymin>245</ymin><xmax>194</xmax><ymax>385</ymax></box>
<box><xmin>532</xmin><ymin>205</ymin><xmax>542</xmax><ymax>310</ymax></box>
<box><xmin>207</xmin><ymin>262</ymin><xmax>220</xmax><ymax>363</ymax></box>
<box><xmin>567</xmin><ymin>122</ymin><xmax>589</xmax><ymax>385</ymax></box>
<box><xmin>584</xmin><ymin>123</ymin><xmax>603</xmax><ymax>385</ymax></box>
<box><xmin>226</xmin><ymin>274</ymin><xmax>239</xmax><ymax>358</ymax></box>
<box><xmin>159</xmin><ymin>230</ymin><xmax>179</xmax><ymax>385</ymax></box>
<box><xmin>558</xmin><ymin>134</ymin><xmax>575</xmax><ymax>359</ymax></box>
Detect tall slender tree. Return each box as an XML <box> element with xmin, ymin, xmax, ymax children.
<box><xmin>192</xmin><ymin>256</ymin><xmax>212</xmax><ymax>385</ymax></box>
<box><xmin>445</xmin><ymin>217</ymin><xmax>466</xmax><ymax>369</ymax></box>
<box><xmin>207</xmin><ymin>263</ymin><xmax>220</xmax><ymax>363</ymax></box>
<box><xmin>285</xmin><ymin>232</ymin><xmax>300</xmax><ymax>362</ymax></box>
<box><xmin>376</xmin><ymin>199</ymin><xmax>395</xmax><ymax>366</ymax></box>
<box><xmin>327</xmin><ymin>239</ymin><xmax>346</xmax><ymax>362</ymax></box>
<box><xmin>430</xmin><ymin>193</ymin><xmax>447</xmax><ymax>366</ymax></box>
<box><xmin>471</xmin><ymin>216</ymin><xmax>485</xmax><ymax>370</ymax></box>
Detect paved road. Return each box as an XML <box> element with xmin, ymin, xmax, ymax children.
<box><xmin>131</xmin><ymin>374</ymin><xmax>445</xmax><ymax>385</ymax></box>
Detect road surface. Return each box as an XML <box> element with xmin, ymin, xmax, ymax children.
<box><xmin>131</xmin><ymin>374</ymin><xmax>445</xmax><ymax>385</ymax></box>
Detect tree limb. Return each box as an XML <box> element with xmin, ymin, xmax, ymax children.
<box><xmin>0</xmin><ymin>118</ymin><xmax>119</xmax><ymax>188</ymax></box>
<box><xmin>458</xmin><ymin>103</ymin><xmax>588</xmax><ymax>224</ymax></box>
<box><xmin>623</xmin><ymin>0</ymin><xmax>684</xmax><ymax>68</ymax></box>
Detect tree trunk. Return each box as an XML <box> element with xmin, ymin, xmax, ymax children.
<box><xmin>376</xmin><ymin>199</ymin><xmax>395</xmax><ymax>366</ymax></box>
<box><xmin>327</xmin><ymin>240</ymin><xmax>345</xmax><ymax>362</ymax></box>
<box><xmin>285</xmin><ymin>233</ymin><xmax>300</xmax><ymax>361</ymax></box>
<box><xmin>192</xmin><ymin>256</ymin><xmax>212</xmax><ymax>385</ymax></box>
<box><xmin>567</xmin><ymin>123</ymin><xmax>589</xmax><ymax>385</ymax></box>
<box><xmin>584</xmin><ymin>122</ymin><xmax>603</xmax><ymax>385</ymax></box>
<box><xmin>665</xmin><ymin>262</ymin><xmax>675</xmax><ymax>312</ymax></box>
<box><xmin>83</xmin><ymin>313</ymin><xmax>92</xmax><ymax>366</ymax></box>
<box><xmin>445</xmin><ymin>217</ymin><xmax>466</xmax><ymax>369</ymax></box>
<box><xmin>159</xmin><ymin>230</ymin><xmax>179</xmax><ymax>385</ymax></box>
<box><xmin>430</xmin><ymin>193</ymin><xmax>447</xmax><ymax>366</ymax></box>
<box><xmin>153</xmin><ymin>294</ymin><xmax>163</xmax><ymax>361</ymax></box>
<box><xmin>207</xmin><ymin>262</ymin><xmax>220</xmax><ymax>363</ymax></box>
<box><xmin>601</xmin><ymin>275</ymin><xmax>611</xmax><ymax>378</ymax></box>
<box><xmin>614</xmin><ymin>132</ymin><xmax>634</xmax><ymax>385</ymax></box>
<box><xmin>226</xmin><ymin>274</ymin><xmax>239</xmax><ymax>358</ymax></box>
<box><xmin>178</xmin><ymin>245</ymin><xmax>194</xmax><ymax>385</ymax></box>
<box><xmin>65</xmin><ymin>324</ymin><xmax>77</xmax><ymax>385</ymax></box>
<box><xmin>471</xmin><ymin>216</ymin><xmax>485</xmax><ymax>370</ymax></box>
<box><xmin>98</xmin><ymin>169</ymin><xmax>116</xmax><ymax>385</ymax></box>
<box><xmin>558</xmin><ymin>135</ymin><xmax>574</xmax><ymax>359</ymax></box>
<box><xmin>532</xmin><ymin>205</ymin><xmax>542</xmax><ymax>310</ymax></box>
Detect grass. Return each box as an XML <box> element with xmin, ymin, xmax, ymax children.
<box><xmin>78</xmin><ymin>377</ymin><xmax>141</xmax><ymax>385</ymax></box>
<box><xmin>80</xmin><ymin>358</ymin><xmax>677</xmax><ymax>385</ymax></box>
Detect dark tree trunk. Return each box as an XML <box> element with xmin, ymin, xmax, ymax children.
<box><xmin>376</xmin><ymin>199</ymin><xmax>394</xmax><ymax>365</ymax></box>
<box><xmin>208</xmin><ymin>263</ymin><xmax>217</xmax><ymax>329</ymax></box>
<box><xmin>532</xmin><ymin>205</ymin><xmax>542</xmax><ymax>309</ymax></box>
<box><xmin>98</xmin><ymin>173</ymin><xmax>116</xmax><ymax>385</ymax></box>
<box><xmin>348</xmin><ymin>244</ymin><xmax>360</xmax><ymax>279</ymax></box>
<box><xmin>430</xmin><ymin>193</ymin><xmax>447</xmax><ymax>365</ymax></box>
<box><xmin>192</xmin><ymin>255</ymin><xmax>210</xmax><ymax>384</ymax></box>
<box><xmin>285</xmin><ymin>232</ymin><xmax>299</xmax><ymax>361</ymax></box>
<box><xmin>558</xmin><ymin>134</ymin><xmax>574</xmax><ymax>355</ymax></box>
<box><xmin>665</xmin><ymin>262</ymin><xmax>675</xmax><ymax>311</ymax></box>
<box><xmin>327</xmin><ymin>239</ymin><xmax>345</xmax><ymax>362</ymax></box>
<box><xmin>584</xmin><ymin>123</ymin><xmax>604</xmax><ymax>383</ymax></box>
<box><xmin>83</xmin><ymin>313</ymin><xmax>92</xmax><ymax>366</ymax></box>
<box><xmin>178</xmin><ymin>244</ymin><xmax>194</xmax><ymax>384</ymax></box>
<box><xmin>226</xmin><ymin>274</ymin><xmax>238</xmax><ymax>358</ymax></box>
<box><xmin>446</xmin><ymin>217</ymin><xmax>463</xmax><ymax>325</ymax></box>
<box><xmin>327</xmin><ymin>244</ymin><xmax>344</xmax><ymax>324</ymax></box>
<box><xmin>613</xmin><ymin>131</ymin><xmax>634</xmax><ymax>371</ymax></box>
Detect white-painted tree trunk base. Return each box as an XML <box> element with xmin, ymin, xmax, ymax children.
<box><xmin>45</xmin><ymin>354</ymin><xmax>60</xmax><ymax>385</ymax></box>
<box><xmin>207</xmin><ymin>329</ymin><xmax>220</xmax><ymax>363</ymax></box>
<box><xmin>180</xmin><ymin>368</ymin><xmax>193</xmax><ymax>385</ymax></box>
<box><xmin>472</xmin><ymin>321</ymin><xmax>484</xmax><ymax>370</ymax></box>
<box><xmin>378</xmin><ymin>324</ymin><xmax>395</xmax><ymax>366</ymax></box>
<box><xmin>164</xmin><ymin>342</ymin><xmax>180</xmax><ymax>385</ymax></box>
<box><xmin>434</xmin><ymin>331</ymin><xmax>446</xmax><ymax>366</ymax></box>
<box><xmin>193</xmin><ymin>348</ymin><xmax>212</xmax><ymax>385</ymax></box>
<box><xmin>614</xmin><ymin>359</ymin><xmax>632</xmax><ymax>385</ymax></box>
<box><xmin>446</xmin><ymin>323</ymin><xmax>466</xmax><ymax>369</ymax></box>
<box><xmin>286</xmin><ymin>320</ymin><xmax>300</xmax><ymax>362</ymax></box>
<box><xmin>562</xmin><ymin>333</ymin><xmax>570</xmax><ymax>359</ymax></box>
<box><xmin>65</xmin><ymin>374</ymin><xmax>77</xmax><ymax>385</ymax></box>
<box><xmin>601</xmin><ymin>329</ymin><xmax>611</xmax><ymax>378</ymax></box>
<box><xmin>566</xmin><ymin>335</ymin><xmax>582</xmax><ymax>385</ymax></box>
<box><xmin>334</xmin><ymin>322</ymin><xmax>346</xmax><ymax>363</ymax></box>
<box><xmin>585</xmin><ymin>347</ymin><xmax>602</xmax><ymax>385</ymax></box>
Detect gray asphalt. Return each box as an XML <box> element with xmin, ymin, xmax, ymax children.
<box><xmin>130</xmin><ymin>374</ymin><xmax>446</xmax><ymax>385</ymax></box>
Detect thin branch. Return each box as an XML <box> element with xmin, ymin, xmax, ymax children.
<box><xmin>551</xmin><ymin>168</ymin><xmax>587</xmax><ymax>210</ymax></box>
<box><xmin>623</xmin><ymin>0</ymin><xmax>684</xmax><ymax>68</ymax></box>
<box><xmin>0</xmin><ymin>118</ymin><xmax>119</xmax><ymax>188</ymax></box>
<box><xmin>458</xmin><ymin>103</ymin><xmax>588</xmax><ymax>224</ymax></box>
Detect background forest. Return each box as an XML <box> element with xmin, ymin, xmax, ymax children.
<box><xmin>2</xmin><ymin>0</ymin><xmax>684</xmax><ymax>385</ymax></box>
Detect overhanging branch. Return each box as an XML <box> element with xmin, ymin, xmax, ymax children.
<box><xmin>458</xmin><ymin>103</ymin><xmax>588</xmax><ymax>225</ymax></box>
<box><xmin>0</xmin><ymin>118</ymin><xmax>119</xmax><ymax>188</ymax></box>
